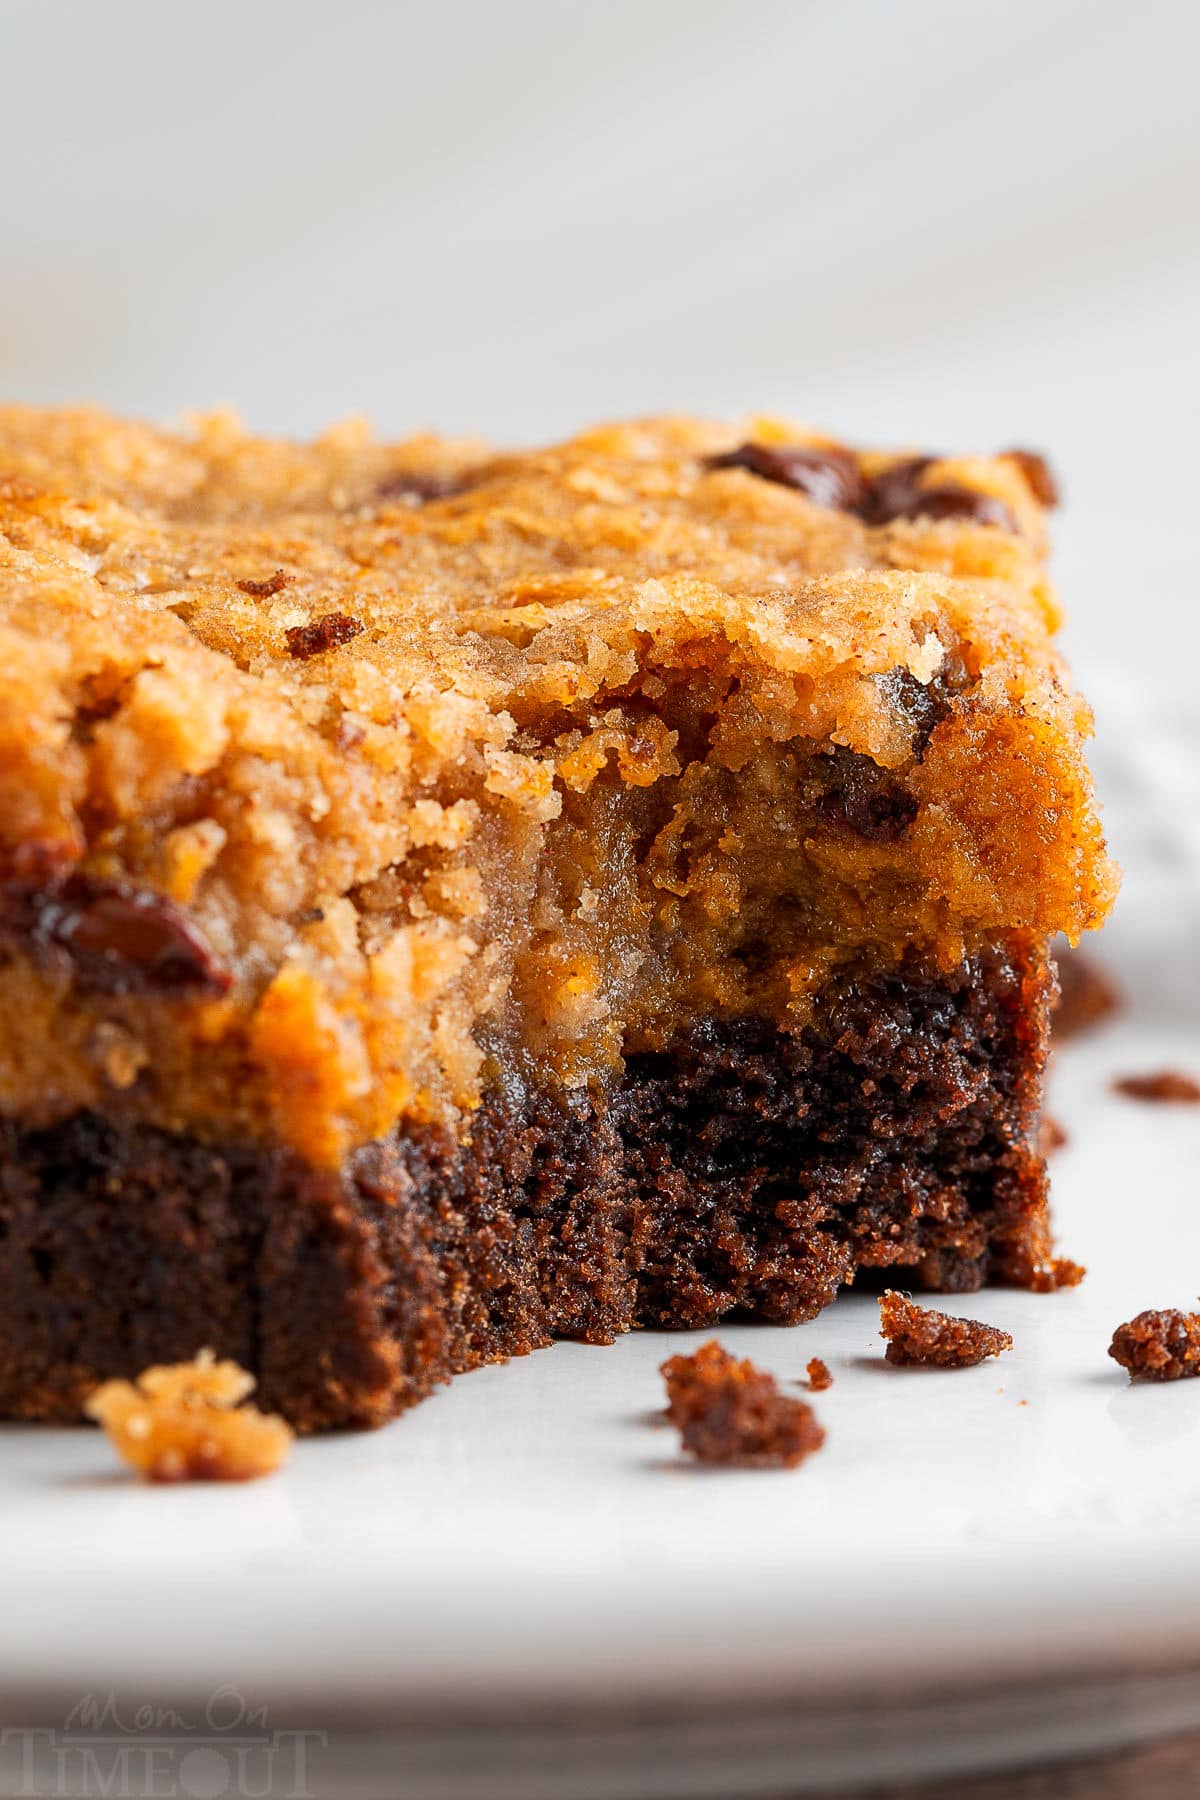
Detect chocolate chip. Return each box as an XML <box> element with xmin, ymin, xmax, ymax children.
<box><xmin>818</xmin><ymin>747</ymin><xmax>918</xmax><ymax>842</ymax></box>
<box><xmin>861</xmin><ymin>459</ymin><xmax>1016</xmax><ymax>531</ymax></box>
<box><xmin>879</xmin><ymin>655</ymin><xmax>973</xmax><ymax>762</ymax></box>
<box><xmin>706</xmin><ymin>442</ymin><xmax>865</xmax><ymax>511</ymax></box>
<box><xmin>375</xmin><ymin>470</ymin><xmax>465</xmax><ymax>503</ymax></box>
<box><xmin>237</xmin><ymin>570</ymin><xmax>294</xmax><ymax>598</ymax></box>
<box><xmin>285</xmin><ymin>613</ymin><xmax>363</xmax><ymax>660</ymax></box>
<box><xmin>892</xmin><ymin>484</ymin><xmax>1016</xmax><ymax>531</ymax></box>
<box><xmin>13</xmin><ymin>875</ymin><xmax>232</xmax><ymax>998</ymax></box>
<box><xmin>1002</xmin><ymin>448</ymin><xmax>1060</xmax><ymax>508</ymax></box>
<box><xmin>856</xmin><ymin>457</ymin><xmax>934</xmax><ymax>525</ymax></box>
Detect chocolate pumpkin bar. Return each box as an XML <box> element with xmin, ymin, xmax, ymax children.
<box><xmin>0</xmin><ymin>410</ymin><xmax>1116</xmax><ymax>1430</ymax></box>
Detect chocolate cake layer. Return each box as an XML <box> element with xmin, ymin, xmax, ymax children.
<box><xmin>0</xmin><ymin>940</ymin><xmax>1054</xmax><ymax>1432</ymax></box>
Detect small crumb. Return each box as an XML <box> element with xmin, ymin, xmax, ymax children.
<box><xmin>1113</xmin><ymin>1070</ymin><xmax>1200</xmax><ymax>1105</ymax></box>
<box><xmin>236</xmin><ymin>569</ymin><xmax>294</xmax><ymax>598</ymax></box>
<box><xmin>85</xmin><ymin>1349</ymin><xmax>293</xmax><ymax>1482</ymax></box>
<box><xmin>1029</xmin><ymin>1255</ymin><xmax>1087</xmax><ymax>1293</ymax></box>
<box><xmin>878</xmin><ymin>1291</ymin><xmax>1013</xmax><ymax>1368</ymax></box>
<box><xmin>1040</xmin><ymin>1113</ymin><xmax>1068</xmax><ymax>1153</ymax></box>
<box><xmin>1053</xmin><ymin>947</ymin><xmax>1122</xmax><ymax>1041</ymax></box>
<box><xmin>285</xmin><ymin>611</ymin><xmax>363</xmax><ymax>660</ymax></box>
<box><xmin>660</xmin><ymin>1340</ymin><xmax>825</xmax><ymax>1469</ymax></box>
<box><xmin>1109</xmin><ymin>1308</ymin><xmax>1200</xmax><ymax>1382</ymax></box>
<box><xmin>805</xmin><ymin>1356</ymin><xmax>833</xmax><ymax>1391</ymax></box>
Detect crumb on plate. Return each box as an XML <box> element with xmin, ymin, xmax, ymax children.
<box><xmin>1108</xmin><ymin>1308</ymin><xmax>1200</xmax><ymax>1382</ymax></box>
<box><xmin>1113</xmin><ymin>1070</ymin><xmax>1200</xmax><ymax>1105</ymax></box>
<box><xmin>805</xmin><ymin>1356</ymin><xmax>834</xmax><ymax>1391</ymax></box>
<box><xmin>660</xmin><ymin>1339</ymin><xmax>825</xmax><ymax>1468</ymax></box>
<box><xmin>85</xmin><ymin>1349</ymin><xmax>293</xmax><ymax>1482</ymax></box>
<box><xmin>879</xmin><ymin>1291</ymin><xmax>1013</xmax><ymax>1368</ymax></box>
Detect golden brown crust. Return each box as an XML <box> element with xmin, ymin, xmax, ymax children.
<box><xmin>0</xmin><ymin>409</ymin><xmax>1116</xmax><ymax>1160</ymax></box>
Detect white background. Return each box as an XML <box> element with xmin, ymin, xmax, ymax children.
<box><xmin>0</xmin><ymin>0</ymin><xmax>1197</xmax><ymax>687</ymax></box>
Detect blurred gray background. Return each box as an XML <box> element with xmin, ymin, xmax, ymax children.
<box><xmin>0</xmin><ymin>0</ymin><xmax>1197</xmax><ymax>687</ymax></box>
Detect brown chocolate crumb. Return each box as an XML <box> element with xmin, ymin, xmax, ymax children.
<box><xmin>805</xmin><ymin>1356</ymin><xmax>833</xmax><ymax>1391</ymax></box>
<box><xmin>85</xmin><ymin>1349</ymin><xmax>293</xmax><ymax>1481</ymax></box>
<box><xmin>1113</xmin><ymin>1070</ymin><xmax>1200</xmax><ymax>1104</ymax></box>
<box><xmin>236</xmin><ymin>569</ymin><xmax>294</xmax><ymax>598</ymax></box>
<box><xmin>1002</xmin><ymin>448</ymin><xmax>1060</xmax><ymax>508</ymax></box>
<box><xmin>879</xmin><ymin>1291</ymin><xmax>1013</xmax><ymax>1367</ymax></box>
<box><xmin>705</xmin><ymin>442</ymin><xmax>864</xmax><ymax>511</ymax></box>
<box><xmin>660</xmin><ymin>1339</ymin><xmax>825</xmax><ymax>1468</ymax></box>
<box><xmin>1053</xmin><ymin>946</ymin><xmax>1122</xmax><ymax>1040</ymax></box>
<box><xmin>1029</xmin><ymin>1256</ymin><xmax>1087</xmax><ymax>1293</ymax></box>
<box><xmin>14</xmin><ymin>874</ymin><xmax>231</xmax><ymax>998</ymax></box>
<box><xmin>1040</xmin><ymin>1113</ymin><xmax>1069</xmax><ymax>1153</ymax></box>
<box><xmin>1109</xmin><ymin>1309</ymin><xmax>1200</xmax><ymax>1382</ymax></box>
<box><xmin>285</xmin><ymin>612</ymin><xmax>364</xmax><ymax>660</ymax></box>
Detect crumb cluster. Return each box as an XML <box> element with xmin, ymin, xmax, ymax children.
<box><xmin>878</xmin><ymin>1291</ymin><xmax>1013</xmax><ymax>1368</ymax></box>
<box><xmin>661</xmin><ymin>1340</ymin><xmax>825</xmax><ymax>1468</ymax></box>
<box><xmin>1108</xmin><ymin>1309</ymin><xmax>1200</xmax><ymax>1382</ymax></box>
<box><xmin>85</xmin><ymin>1349</ymin><xmax>293</xmax><ymax>1481</ymax></box>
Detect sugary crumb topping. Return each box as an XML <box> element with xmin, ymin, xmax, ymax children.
<box><xmin>85</xmin><ymin>1348</ymin><xmax>293</xmax><ymax>1481</ymax></box>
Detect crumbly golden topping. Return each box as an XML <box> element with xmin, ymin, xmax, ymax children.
<box><xmin>84</xmin><ymin>1349</ymin><xmax>293</xmax><ymax>1481</ymax></box>
<box><xmin>0</xmin><ymin>410</ymin><xmax>1116</xmax><ymax>1161</ymax></box>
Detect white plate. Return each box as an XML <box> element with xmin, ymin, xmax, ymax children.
<box><xmin>2</xmin><ymin>733</ymin><xmax>1199</xmax><ymax>1798</ymax></box>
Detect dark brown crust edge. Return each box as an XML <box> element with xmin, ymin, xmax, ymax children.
<box><xmin>0</xmin><ymin>939</ymin><xmax>1055</xmax><ymax>1432</ymax></box>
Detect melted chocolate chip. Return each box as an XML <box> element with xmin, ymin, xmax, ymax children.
<box><xmin>856</xmin><ymin>457</ymin><xmax>934</xmax><ymax>525</ymax></box>
<box><xmin>11</xmin><ymin>875</ymin><xmax>231</xmax><ymax>998</ymax></box>
<box><xmin>375</xmin><ymin>470</ymin><xmax>466</xmax><ymax>503</ymax></box>
<box><xmin>1002</xmin><ymin>448</ymin><xmax>1060</xmax><ymax>508</ymax></box>
<box><xmin>879</xmin><ymin>655</ymin><xmax>973</xmax><ymax>762</ymax></box>
<box><xmin>709</xmin><ymin>443</ymin><xmax>1018</xmax><ymax>532</ymax></box>
<box><xmin>818</xmin><ymin>747</ymin><xmax>918</xmax><ymax>842</ymax></box>
<box><xmin>285</xmin><ymin>613</ymin><xmax>363</xmax><ymax>660</ymax></box>
<box><xmin>862</xmin><ymin>458</ymin><xmax>1017</xmax><ymax>530</ymax></box>
<box><xmin>237</xmin><ymin>570</ymin><xmax>294</xmax><ymax>598</ymax></box>
<box><xmin>706</xmin><ymin>442</ymin><xmax>864</xmax><ymax>511</ymax></box>
<box><xmin>881</xmin><ymin>482</ymin><xmax>1016</xmax><ymax>532</ymax></box>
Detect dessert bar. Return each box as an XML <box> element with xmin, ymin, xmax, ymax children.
<box><xmin>0</xmin><ymin>410</ymin><xmax>1116</xmax><ymax>1428</ymax></box>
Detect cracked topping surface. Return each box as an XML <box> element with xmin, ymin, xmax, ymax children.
<box><xmin>0</xmin><ymin>410</ymin><xmax>1116</xmax><ymax>1161</ymax></box>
